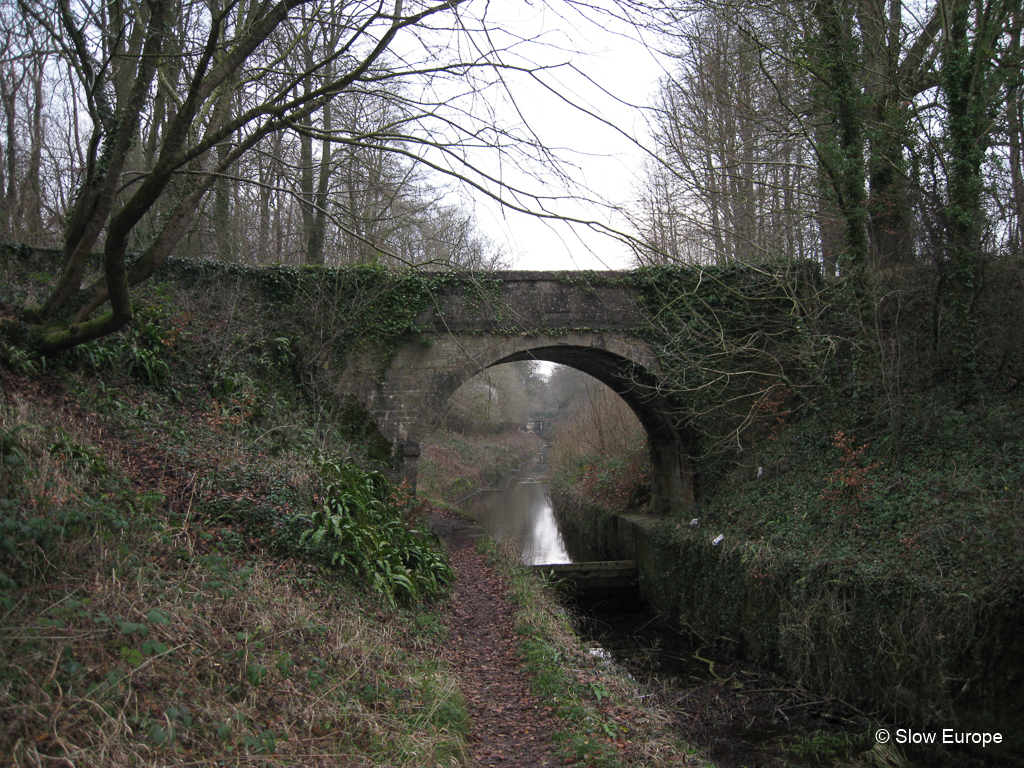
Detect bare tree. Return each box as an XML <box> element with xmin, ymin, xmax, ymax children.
<box><xmin>1</xmin><ymin>0</ymin><xmax>577</xmax><ymax>353</ymax></box>
<box><xmin>637</xmin><ymin>8</ymin><xmax>818</xmax><ymax>266</ymax></box>
<box><xmin>547</xmin><ymin>367</ymin><xmax>647</xmax><ymax>489</ymax></box>
<box><xmin>443</xmin><ymin>360</ymin><xmax>538</xmax><ymax>433</ymax></box>
<box><xmin>0</xmin><ymin>7</ymin><xmax>56</xmax><ymax>246</ymax></box>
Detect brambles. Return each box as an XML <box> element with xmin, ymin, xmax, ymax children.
<box><xmin>820</xmin><ymin>430</ymin><xmax>880</xmax><ymax>517</ymax></box>
<box><xmin>0</xmin><ymin>407</ymin><xmax>130</xmax><ymax>593</ymax></box>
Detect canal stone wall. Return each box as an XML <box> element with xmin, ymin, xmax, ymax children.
<box><xmin>611</xmin><ymin>514</ymin><xmax>1024</xmax><ymax>763</ymax></box>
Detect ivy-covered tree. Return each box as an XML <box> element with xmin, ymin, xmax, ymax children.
<box><xmin>632</xmin><ymin>0</ymin><xmax>1023</xmax><ymax>394</ymax></box>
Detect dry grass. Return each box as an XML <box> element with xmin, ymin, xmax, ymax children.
<box><xmin>1</xmin><ymin>388</ymin><xmax>468</xmax><ymax>768</ymax></box>
<box><xmin>2</xmin><ymin>554</ymin><xmax>466</xmax><ymax>767</ymax></box>
<box><xmin>1</xmin><ymin>394</ymin><xmax>103</xmax><ymax>509</ymax></box>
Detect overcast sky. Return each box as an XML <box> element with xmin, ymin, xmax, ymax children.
<box><xmin>458</xmin><ymin>2</ymin><xmax>673</xmax><ymax>272</ymax></box>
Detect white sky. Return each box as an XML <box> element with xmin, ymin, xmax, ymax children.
<box><xmin>458</xmin><ymin>1</ymin><xmax>673</xmax><ymax>272</ymax></box>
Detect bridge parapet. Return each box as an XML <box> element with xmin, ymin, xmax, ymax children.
<box><xmin>415</xmin><ymin>271</ymin><xmax>646</xmax><ymax>333</ymax></box>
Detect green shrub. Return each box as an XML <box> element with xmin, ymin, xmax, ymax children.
<box><xmin>301</xmin><ymin>462</ymin><xmax>454</xmax><ymax>607</ymax></box>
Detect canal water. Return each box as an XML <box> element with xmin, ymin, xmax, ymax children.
<box><xmin>457</xmin><ymin>450</ymin><xmax>711</xmax><ymax>680</ymax></box>
<box><xmin>458</xmin><ymin>448</ymin><xmax>570</xmax><ymax>565</ymax></box>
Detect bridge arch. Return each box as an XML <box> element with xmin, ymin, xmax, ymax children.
<box><xmin>471</xmin><ymin>343</ymin><xmax>695</xmax><ymax>515</ymax></box>
<box><xmin>328</xmin><ymin>271</ymin><xmax>698</xmax><ymax>514</ymax></box>
<box><xmin>340</xmin><ymin>330</ymin><xmax>695</xmax><ymax>515</ymax></box>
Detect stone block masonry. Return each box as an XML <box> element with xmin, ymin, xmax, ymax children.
<box><xmin>327</xmin><ymin>271</ymin><xmax>697</xmax><ymax>515</ymax></box>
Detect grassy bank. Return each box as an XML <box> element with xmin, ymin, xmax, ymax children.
<box><xmin>667</xmin><ymin>406</ymin><xmax>1024</xmax><ymax>756</ymax></box>
<box><xmin>0</xmin><ymin>370</ymin><xmax>470</xmax><ymax>766</ymax></box>
<box><xmin>0</xmin><ymin>259</ymin><xmax>477</xmax><ymax>764</ymax></box>
<box><xmin>0</xmin><ymin>251</ymin><xmax>472</xmax><ymax>765</ymax></box>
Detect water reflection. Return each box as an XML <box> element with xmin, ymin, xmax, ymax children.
<box><xmin>459</xmin><ymin>453</ymin><xmax>570</xmax><ymax>565</ymax></box>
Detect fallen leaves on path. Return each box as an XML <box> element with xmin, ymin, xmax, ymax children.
<box><xmin>440</xmin><ymin>535</ymin><xmax>563</xmax><ymax>767</ymax></box>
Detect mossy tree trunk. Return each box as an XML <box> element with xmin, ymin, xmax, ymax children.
<box><xmin>937</xmin><ymin>0</ymin><xmax>1014</xmax><ymax>402</ymax></box>
<box><xmin>808</xmin><ymin>0</ymin><xmax>873</xmax><ymax>322</ymax></box>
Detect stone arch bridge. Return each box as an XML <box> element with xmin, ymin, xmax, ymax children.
<box><xmin>335</xmin><ymin>271</ymin><xmax>695</xmax><ymax>514</ymax></box>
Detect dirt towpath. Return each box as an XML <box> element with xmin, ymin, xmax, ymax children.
<box><xmin>436</xmin><ymin>519</ymin><xmax>563</xmax><ymax>767</ymax></box>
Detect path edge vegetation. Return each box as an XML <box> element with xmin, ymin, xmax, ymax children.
<box><xmin>476</xmin><ymin>538</ymin><xmax>711</xmax><ymax>768</ymax></box>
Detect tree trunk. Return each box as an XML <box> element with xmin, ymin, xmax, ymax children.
<box><xmin>23</xmin><ymin>61</ymin><xmax>45</xmax><ymax>241</ymax></box>
<box><xmin>939</xmin><ymin>0</ymin><xmax>986</xmax><ymax>401</ymax></box>
<box><xmin>1008</xmin><ymin>12</ymin><xmax>1024</xmax><ymax>257</ymax></box>
<box><xmin>811</xmin><ymin>0</ymin><xmax>871</xmax><ymax>309</ymax></box>
<box><xmin>214</xmin><ymin>135</ymin><xmax>234</xmax><ymax>262</ymax></box>
<box><xmin>307</xmin><ymin>62</ymin><xmax>333</xmax><ymax>266</ymax></box>
<box><xmin>0</xmin><ymin>68</ymin><xmax>20</xmax><ymax>238</ymax></box>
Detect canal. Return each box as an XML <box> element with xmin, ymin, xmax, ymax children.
<box><xmin>458</xmin><ymin>449</ymin><xmax>991</xmax><ymax>768</ymax></box>
<box><xmin>458</xmin><ymin>448</ymin><xmax>570</xmax><ymax>566</ymax></box>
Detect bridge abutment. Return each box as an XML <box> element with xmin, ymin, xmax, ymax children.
<box><xmin>649</xmin><ymin>433</ymin><xmax>695</xmax><ymax>514</ymax></box>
